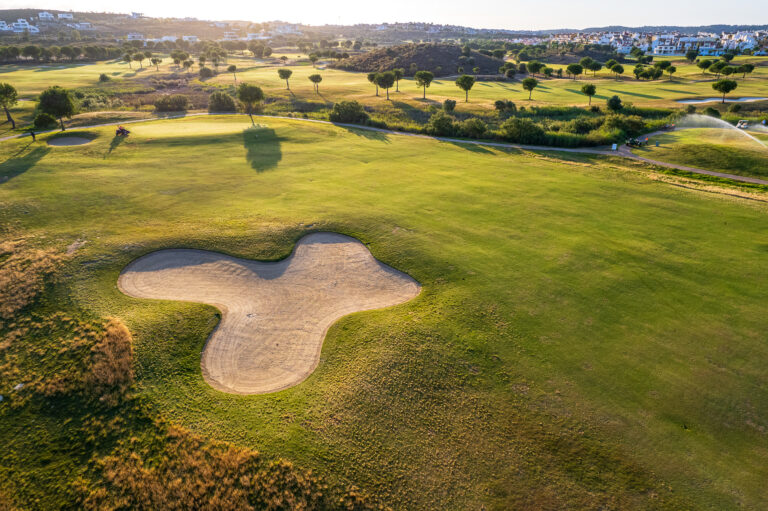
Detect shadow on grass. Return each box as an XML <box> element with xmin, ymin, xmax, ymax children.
<box><xmin>105</xmin><ymin>135</ymin><xmax>127</xmax><ymax>158</ymax></box>
<box><xmin>565</xmin><ymin>89</ymin><xmax>609</xmax><ymax>100</ymax></box>
<box><xmin>607</xmin><ymin>89</ymin><xmax>661</xmax><ymax>99</ymax></box>
<box><xmin>243</xmin><ymin>126</ymin><xmax>283</xmax><ymax>172</ymax></box>
<box><xmin>446</xmin><ymin>140</ymin><xmax>494</xmax><ymax>154</ymax></box>
<box><xmin>338</xmin><ymin>125</ymin><xmax>391</xmax><ymax>143</ymax></box>
<box><xmin>0</xmin><ymin>144</ymin><xmax>50</xmax><ymax>184</ymax></box>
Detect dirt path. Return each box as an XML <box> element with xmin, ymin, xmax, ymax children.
<box><xmin>118</xmin><ymin>232</ymin><xmax>420</xmax><ymax>394</ymax></box>
<box><xmin>2</xmin><ymin>113</ymin><xmax>766</xmax><ymax>185</ymax></box>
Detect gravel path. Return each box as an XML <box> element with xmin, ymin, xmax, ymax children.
<box><xmin>118</xmin><ymin>232</ymin><xmax>420</xmax><ymax>394</ymax></box>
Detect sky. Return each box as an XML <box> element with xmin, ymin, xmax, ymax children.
<box><xmin>5</xmin><ymin>0</ymin><xmax>768</xmax><ymax>30</ymax></box>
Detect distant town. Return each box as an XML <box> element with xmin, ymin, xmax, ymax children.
<box><xmin>1</xmin><ymin>9</ymin><xmax>766</xmax><ymax>56</ymax></box>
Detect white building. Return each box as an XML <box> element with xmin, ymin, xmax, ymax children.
<box><xmin>246</xmin><ymin>32</ymin><xmax>269</xmax><ymax>40</ymax></box>
<box><xmin>127</xmin><ymin>32</ymin><xmax>145</xmax><ymax>41</ymax></box>
<box><xmin>0</xmin><ymin>21</ymin><xmax>11</xmax><ymax>31</ymax></box>
<box><xmin>159</xmin><ymin>35</ymin><xmax>178</xmax><ymax>42</ymax></box>
<box><xmin>38</xmin><ymin>12</ymin><xmax>55</xmax><ymax>21</ymax></box>
<box><xmin>182</xmin><ymin>35</ymin><xmax>198</xmax><ymax>42</ymax></box>
<box><xmin>131</xmin><ymin>12</ymin><xmax>144</xmax><ymax>19</ymax></box>
<box><xmin>58</xmin><ymin>13</ymin><xmax>74</xmax><ymax>20</ymax></box>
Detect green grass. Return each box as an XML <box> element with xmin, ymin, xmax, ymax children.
<box><xmin>633</xmin><ymin>127</ymin><xmax>768</xmax><ymax>178</ymax></box>
<box><xmin>1</xmin><ymin>116</ymin><xmax>768</xmax><ymax>509</ymax></box>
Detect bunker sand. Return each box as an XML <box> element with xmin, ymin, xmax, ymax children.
<box><xmin>47</xmin><ymin>136</ymin><xmax>92</xmax><ymax>146</ymax></box>
<box><xmin>118</xmin><ymin>232</ymin><xmax>420</xmax><ymax>394</ymax></box>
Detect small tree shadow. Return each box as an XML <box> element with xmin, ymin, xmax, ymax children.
<box><xmin>338</xmin><ymin>125</ymin><xmax>390</xmax><ymax>142</ymax></box>
<box><xmin>243</xmin><ymin>127</ymin><xmax>283</xmax><ymax>172</ymax></box>
<box><xmin>0</xmin><ymin>145</ymin><xmax>50</xmax><ymax>184</ymax></box>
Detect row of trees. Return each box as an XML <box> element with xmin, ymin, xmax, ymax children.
<box><xmin>0</xmin><ymin>44</ymin><xmax>123</xmax><ymax>63</ymax></box>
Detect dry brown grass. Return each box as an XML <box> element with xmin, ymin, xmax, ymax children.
<box><xmin>83</xmin><ymin>425</ymin><xmax>383</xmax><ymax>511</ymax></box>
<box><xmin>88</xmin><ymin>318</ymin><xmax>134</xmax><ymax>405</ymax></box>
<box><xmin>0</xmin><ymin>239</ymin><xmax>63</xmax><ymax>321</ymax></box>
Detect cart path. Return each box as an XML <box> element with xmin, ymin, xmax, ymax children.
<box><xmin>2</xmin><ymin>112</ymin><xmax>766</xmax><ymax>185</ymax></box>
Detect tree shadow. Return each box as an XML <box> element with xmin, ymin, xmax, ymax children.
<box><xmin>446</xmin><ymin>140</ymin><xmax>494</xmax><ymax>154</ymax></box>
<box><xmin>0</xmin><ymin>145</ymin><xmax>50</xmax><ymax>184</ymax></box>
<box><xmin>606</xmin><ymin>89</ymin><xmax>661</xmax><ymax>99</ymax></box>
<box><xmin>337</xmin><ymin>125</ymin><xmax>391</xmax><ymax>142</ymax></box>
<box><xmin>243</xmin><ymin>127</ymin><xmax>283</xmax><ymax>172</ymax></box>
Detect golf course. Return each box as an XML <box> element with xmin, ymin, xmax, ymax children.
<box><xmin>1</xmin><ymin>111</ymin><xmax>767</xmax><ymax>509</ymax></box>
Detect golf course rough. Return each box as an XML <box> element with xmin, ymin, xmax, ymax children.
<box><xmin>118</xmin><ymin>232</ymin><xmax>421</xmax><ymax>394</ymax></box>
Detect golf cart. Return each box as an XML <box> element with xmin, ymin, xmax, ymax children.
<box><xmin>736</xmin><ymin>120</ymin><xmax>749</xmax><ymax>129</ymax></box>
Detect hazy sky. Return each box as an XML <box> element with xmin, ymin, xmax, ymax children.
<box><xmin>6</xmin><ymin>0</ymin><xmax>768</xmax><ymax>30</ymax></box>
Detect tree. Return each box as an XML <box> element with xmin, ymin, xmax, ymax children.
<box><xmin>151</xmin><ymin>57</ymin><xmax>162</xmax><ymax>71</ymax></box>
<box><xmin>38</xmin><ymin>85</ymin><xmax>75</xmax><ymax>131</ymax></box>
<box><xmin>607</xmin><ymin>95</ymin><xmax>622</xmax><ymax>112</ymax></box>
<box><xmin>522</xmin><ymin>77</ymin><xmax>538</xmax><ymax>100</ymax></box>
<box><xmin>0</xmin><ymin>82</ymin><xmax>18</xmax><ymax>129</ymax></box>
<box><xmin>375</xmin><ymin>71</ymin><xmax>395</xmax><ymax>100</ymax></box>
<box><xmin>367</xmin><ymin>72</ymin><xmax>380</xmax><ymax>96</ymax></box>
<box><xmin>710</xmin><ymin>60</ymin><xmax>726</xmax><ymax>78</ymax></box>
<box><xmin>543</xmin><ymin>67</ymin><xmax>554</xmax><ymax>78</ymax></box>
<box><xmin>123</xmin><ymin>53</ymin><xmax>133</xmax><ymax>69</ymax></box>
<box><xmin>741</xmin><ymin>63</ymin><xmax>755</xmax><ymax>79</ymax></box>
<box><xmin>277</xmin><ymin>68</ymin><xmax>293</xmax><ymax>90</ymax></box>
<box><xmin>579</xmin><ymin>57</ymin><xmax>594</xmax><ymax>69</ymax></box>
<box><xmin>685</xmin><ymin>50</ymin><xmax>698</xmax><ymax>63</ymax></box>
<box><xmin>461</xmin><ymin>44</ymin><xmax>471</xmax><ymax>57</ymax></box>
<box><xmin>581</xmin><ymin>83</ymin><xmax>597</xmax><ymax>105</ymax></box>
<box><xmin>280</xmin><ymin>55</ymin><xmax>288</xmax><ymax>63</ymax></box>
<box><xmin>133</xmin><ymin>53</ymin><xmax>145</xmax><ymax>68</ymax></box>
<box><xmin>697</xmin><ymin>59</ymin><xmax>713</xmax><ymax>75</ymax></box>
<box><xmin>712</xmin><ymin>79</ymin><xmax>737</xmax><ymax>103</ymax></box>
<box><xmin>455</xmin><ymin>74</ymin><xmax>475</xmax><ymax>102</ymax></box>
<box><xmin>605</xmin><ymin>59</ymin><xmax>618</xmax><ymax>71</ymax></box>
<box><xmin>443</xmin><ymin>99</ymin><xmax>456</xmax><ymax>112</ymax></box>
<box><xmin>666</xmin><ymin>65</ymin><xmax>677</xmax><ymax>81</ymax></box>
<box><xmin>393</xmin><ymin>68</ymin><xmax>404</xmax><ymax>92</ymax></box>
<box><xmin>183</xmin><ymin>60</ymin><xmax>193</xmax><ymax>74</ymax></box>
<box><xmin>527</xmin><ymin>60</ymin><xmax>544</xmax><ymax>76</ymax></box>
<box><xmin>588</xmin><ymin>61</ymin><xmax>602</xmax><ymax>77</ymax></box>
<box><xmin>414</xmin><ymin>70</ymin><xmax>433</xmax><ymax>99</ymax></box>
<box><xmin>208</xmin><ymin>91</ymin><xmax>236</xmax><ymax>113</ymax></box>
<box><xmin>309</xmin><ymin>53</ymin><xmax>318</xmax><ymax>67</ymax></box>
<box><xmin>22</xmin><ymin>45</ymin><xmax>41</xmax><ymax>61</ymax></box>
<box><xmin>611</xmin><ymin>64</ymin><xmax>624</xmax><ymax>80</ymax></box>
<box><xmin>566</xmin><ymin>63</ymin><xmax>583</xmax><ymax>80</ymax></box>
<box><xmin>227</xmin><ymin>64</ymin><xmax>237</xmax><ymax>83</ymax></box>
<box><xmin>308</xmin><ymin>73</ymin><xmax>322</xmax><ymax>93</ymax></box>
<box><xmin>237</xmin><ymin>83</ymin><xmax>265</xmax><ymax>123</ymax></box>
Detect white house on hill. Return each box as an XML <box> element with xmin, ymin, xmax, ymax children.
<box><xmin>38</xmin><ymin>12</ymin><xmax>55</xmax><ymax>21</ymax></box>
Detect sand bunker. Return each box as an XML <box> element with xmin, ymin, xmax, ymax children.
<box><xmin>118</xmin><ymin>232</ymin><xmax>420</xmax><ymax>394</ymax></box>
<box><xmin>47</xmin><ymin>136</ymin><xmax>92</xmax><ymax>146</ymax></box>
<box><xmin>676</xmin><ymin>97</ymin><xmax>767</xmax><ymax>104</ymax></box>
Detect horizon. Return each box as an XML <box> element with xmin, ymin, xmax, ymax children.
<box><xmin>3</xmin><ymin>0</ymin><xmax>768</xmax><ymax>32</ymax></box>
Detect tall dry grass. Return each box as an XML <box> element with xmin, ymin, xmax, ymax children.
<box><xmin>88</xmin><ymin>318</ymin><xmax>134</xmax><ymax>405</ymax></box>
<box><xmin>0</xmin><ymin>239</ymin><xmax>62</xmax><ymax>320</ymax></box>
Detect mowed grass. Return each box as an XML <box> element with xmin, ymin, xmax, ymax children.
<box><xmin>634</xmin><ymin>127</ymin><xmax>768</xmax><ymax>178</ymax></box>
<box><xmin>3</xmin><ymin>55</ymin><xmax>768</xmax><ymax>112</ymax></box>
<box><xmin>1</xmin><ymin>116</ymin><xmax>768</xmax><ymax>509</ymax></box>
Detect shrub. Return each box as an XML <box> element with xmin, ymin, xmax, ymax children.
<box><xmin>561</xmin><ymin>116</ymin><xmax>604</xmax><ymax>135</ymax></box>
<box><xmin>607</xmin><ymin>95</ymin><xmax>623</xmax><ymax>112</ymax></box>
<box><xmin>154</xmin><ymin>94</ymin><xmax>189</xmax><ymax>112</ymax></box>
<box><xmin>501</xmin><ymin>118</ymin><xmax>546</xmax><ymax>144</ymax></box>
<box><xmin>98</xmin><ymin>73</ymin><xmax>110</xmax><ymax>82</ymax></box>
<box><xmin>208</xmin><ymin>91</ymin><xmax>237</xmax><ymax>113</ymax></box>
<box><xmin>443</xmin><ymin>99</ymin><xmax>456</xmax><ymax>113</ymax></box>
<box><xmin>458</xmin><ymin>117</ymin><xmax>487</xmax><ymax>138</ymax></box>
<box><xmin>199</xmin><ymin>66</ymin><xmax>214</xmax><ymax>79</ymax></box>
<box><xmin>329</xmin><ymin>100</ymin><xmax>369</xmax><ymax>123</ymax></box>
<box><xmin>727</xmin><ymin>103</ymin><xmax>742</xmax><ymax>113</ymax></box>
<box><xmin>0</xmin><ymin>240</ymin><xmax>62</xmax><ymax>319</ymax></box>
<box><xmin>590</xmin><ymin>105</ymin><xmax>601</xmax><ymax>113</ymax></box>
<box><xmin>686</xmin><ymin>105</ymin><xmax>696</xmax><ymax>114</ymax></box>
<box><xmin>33</xmin><ymin>112</ymin><xmax>57</xmax><ymax>129</ymax></box>
<box><xmin>603</xmin><ymin>114</ymin><xmax>645</xmax><ymax>137</ymax></box>
<box><xmin>703</xmin><ymin>106</ymin><xmax>721</xmax><ymax>118</ymax></box>
<box><xmin>425</xmin><ymin>111</ymin><xmax>454</xmax><ymax>136</ymax></box>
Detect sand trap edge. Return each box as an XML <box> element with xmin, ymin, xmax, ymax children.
<box><xmin>47</xmin><ymin>136</ymin><xmax>94</xmax><ymax>147</ymax></box>
<box><xmin>117</xmin><ymin>232</ymin><xmax>422</xmax><ymax>395</ymax></box>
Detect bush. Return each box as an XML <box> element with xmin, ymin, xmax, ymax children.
<box><xmin>98</xmin><ymin>73</ymin><xmax>110</xmax><ymax>82</ymax></box>
<box><xmin>154</xmin><ymin>94</ymin><xmax>189</xmax><ymax>112</ymax></box>
<box><xmin>33</xmin><ymin>112</ymin><xmax>57</xmax><ymax>129</ymax></box>
<box><xmin>607</xmin><ymin>95</ymin><xmax>623</xmax><ymax>112</ymax></box>
<box><xmin>199</xmin><ymin>66</ymin><xmax>214</xmax><ymax>79</ymax></box>
<box><xmin>727</xmin><ymin>103</ymin><xmax>742</xmax><ymax>113</ymax></box>
<box><xmin>686</xmin><ymin>105</ymin><xmax>696</xmax><ymax>114</ymax></box>
<box><xmin>443</xmin><ymin>99</ymin><xmax>456</xmax><ymax>113</ymax></box>
<box><xmin>458</xmin><ymin>117</ymin><xmax>487</xmax><ymax>138</ymax></box>
<box><xmin>561</xmin><ymin>116</ymin><xmax>604</xmax><ymax>135</ymax></box>
<box><xmin>501</xmin><ymin>118</ymin><xmax>546</xmax><ymax>144</ymax></box>
<box><xmin>603</xmin><ymin>114</ymin><xmax>645</xmax><ymax>137</ymax></box>
<box><xmin>703</xmin><ymin>106</ymin><xmax>721</xmax><ymax>118</ymax></box>
<box><xmin>590</xmin><ymin>105</ymin><xmax>601</xmax><ymax>113</ymax></box>
<box><xmin>425</xmin><ymin>111</ymin><xmax>455</xmax><ymax>136</ymax></box>
<box><xmin>328</xmin><ymin>100</ymin><xmax>369</xmax><ymax>123</ymax></box>
<box><xmin>208</xmin><ymin>91</ymin><xmax>237</xmax><ymax>113</ymax></box>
